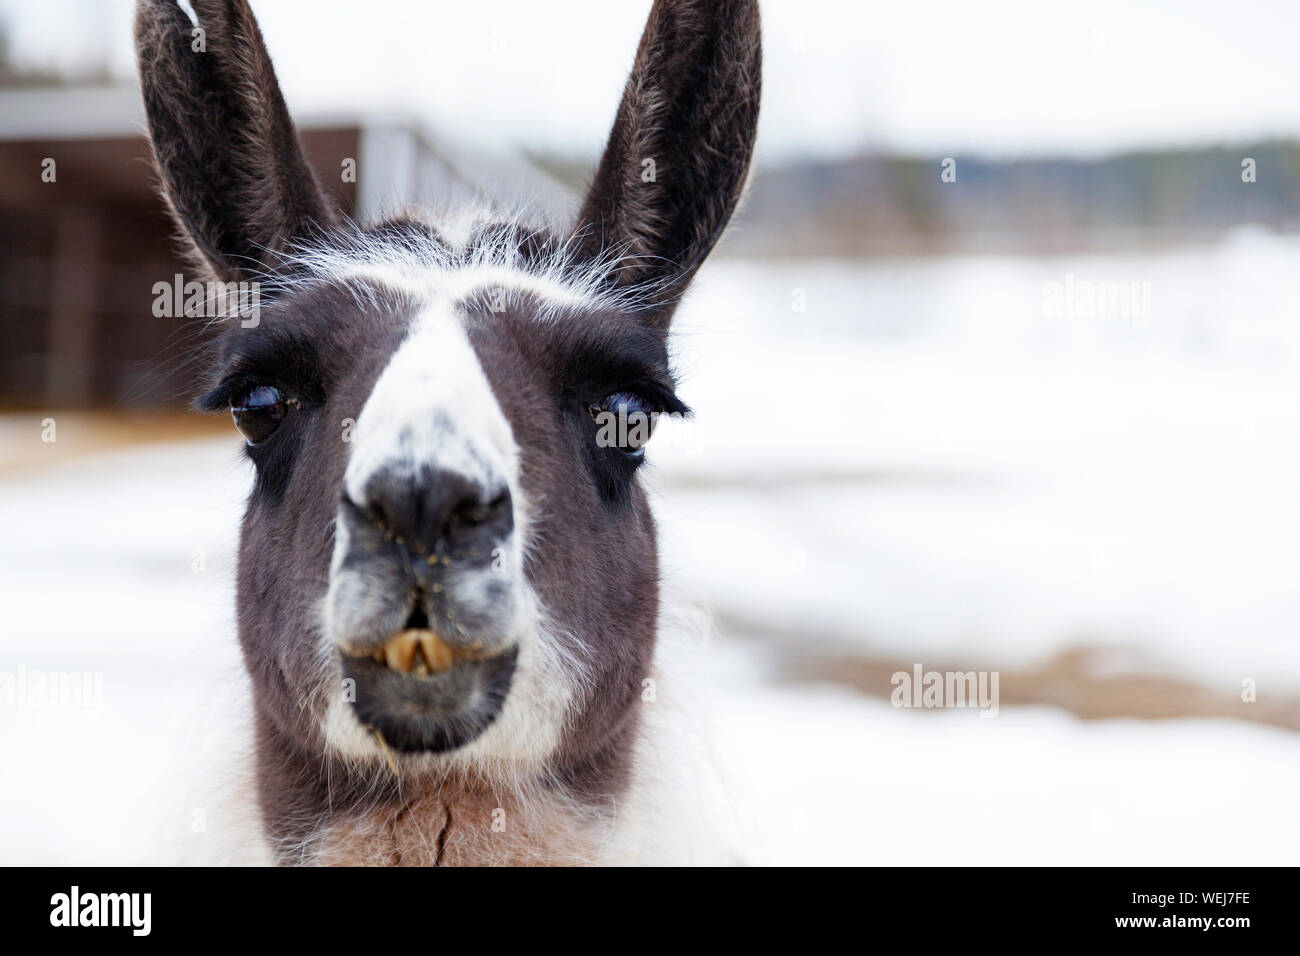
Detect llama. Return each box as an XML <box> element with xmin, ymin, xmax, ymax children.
<box><xmin>136</xmin><ymin>0</ymin><xmax>761</xmax><ymax>865</ymax></box>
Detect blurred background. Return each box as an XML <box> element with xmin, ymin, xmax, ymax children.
<box><xmin>2</xmin><ymin>0</ymin><xmax>1299</xmax><ymax>864</ymax></box>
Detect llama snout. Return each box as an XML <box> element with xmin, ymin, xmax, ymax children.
<box><xmin>355</xmin><ymin>464</ymin><xmax>513</xmax><ymax>561</ymax></box>
<box><xmin>321</xmin><ymin>460</ymin><xmax>526</xmax><ymax>754</ymax></box>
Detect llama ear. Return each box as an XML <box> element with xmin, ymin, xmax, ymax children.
<box><xmin>135</xmin><ymin>0</ymin><xmax>335</xmax><ymax>282</ymax></box>
<box><xmin>573</xmin><ymin>0</ymin><xmax>761</xmax><ymax>329</ymax></box>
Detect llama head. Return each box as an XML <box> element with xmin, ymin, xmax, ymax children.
<box><xmin>136</xmin><ymin>0</ymin><xmax>760</xmax><ymax>784</ymax></box>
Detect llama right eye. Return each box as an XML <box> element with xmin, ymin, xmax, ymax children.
<box><xmin>231</xmin><ymin>385</ymin><xmax>289</xmax><ymax>445</ymax></box>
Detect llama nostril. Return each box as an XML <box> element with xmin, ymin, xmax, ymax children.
<box><xmin>354</xmin><ymin>467</ymin><xmax>512</xmax><ymax>557</ymax></box>
<box><xmin>441</xmin><ymin>489</ymin><xmax>513</xmax><ymax>554</ymax></box>
<box><xmin>450</xmin><ymin>490</ymin><xmax>510</xmax><ymax>530</ymax></box>
<box><xmin>342</xmin><ymin>493</ymin><xmax>394</xmax><ymax>536</ymax></box>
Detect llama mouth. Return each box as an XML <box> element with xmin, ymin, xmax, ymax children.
<box><xmin>338</xmin><ymin>634</ymin><xmax>518</xmax><ymax>754</ymax></box>
<box><xmin>343</xmin><ymin>628</ymin><xmax>493</xmax><ymax>678</ymax></box>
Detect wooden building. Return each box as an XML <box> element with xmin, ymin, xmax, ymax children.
<box><xmin>0</xmin><ymin>85</ymin><xmax>570</xmax><ymax>409</ymax></box>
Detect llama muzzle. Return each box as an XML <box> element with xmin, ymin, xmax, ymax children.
<box><xmin>338</xmin><ymin>637</ymin><xmax>520</xmax><ymax>754</ymax></box>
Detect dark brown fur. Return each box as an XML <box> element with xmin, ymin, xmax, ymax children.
<box><xmin>576</xmin><ymin>0</ymin><xmax>762</xmax><ymax>327</ymax></box>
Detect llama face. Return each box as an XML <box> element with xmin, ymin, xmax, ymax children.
<box><xmin>203</xmin><ymin>227</ymin><xmax>684</xmax><ymax>764</ymax></box>
<box><xmin>137</xmin><ymin>0</ymin><xmax>760</xmax><ymax>791</ymax></box>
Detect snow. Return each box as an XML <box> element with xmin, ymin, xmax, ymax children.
<box><xmin>655</xmin><ymin>230</ymin><xmax>1300</xmax><ymax>688</ymax></box>
<box><xmin>712</xmin><ymin>677</ymin><xmax>1300</xmax><ymax>865</ymax></box>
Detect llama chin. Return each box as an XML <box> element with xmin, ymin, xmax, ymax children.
<box><xmin>182</xmin><ymin>606</ymin><xmax>737</xmax><ymax>865</ymax></box>
<box><xmin>137</xmin><ymin>0</ymin><xmax>761</xmax><ymax>866</ymax></box>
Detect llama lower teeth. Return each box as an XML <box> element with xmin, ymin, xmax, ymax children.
<box><xmin>385</xmin><ymin>632</ymin><xmax>418</xmax><ymax>671</ymax></box>
<box><xmin>367</xmin><ymin>628</ymin><xmax>455</xmax><ymax>675</ymax></box>
<box><xmin>417</xmin><ymin>630</ymin><xmax>454</xmax><ymax>673</ymax></box>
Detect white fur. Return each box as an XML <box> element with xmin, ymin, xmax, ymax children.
<box><xmin>272</xmin><ymin>211</ymin><xmax>668</xmax><ymax>324</ymax></box>
<box><xmin>338</xmin><ymin>298</ymin><xmax>515</xmax><ymax>508</ymax></box>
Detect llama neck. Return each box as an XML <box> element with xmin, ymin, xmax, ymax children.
<box><xmin>253</xmin><ymin>708</ymin><xmax>638</xmax><ymax>866</ymax></box>
<box><xmin>311</xmin><ymin>786</ymin><xmax>607</xmax><ymax>867</ymax></box>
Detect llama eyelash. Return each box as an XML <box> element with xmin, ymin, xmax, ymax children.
<box><xmin>584</xmin><ymin>389</ymin><xmax>690</xmax><ymax>428</ymax></box>
<box><xmin>197</xmin><ymin>373</ymin><xmax>306</xmax><ymax>414</ymax></box>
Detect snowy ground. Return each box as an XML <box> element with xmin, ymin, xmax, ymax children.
<box><xmin>656</xmin><ymin>229</ymin><xmax>1300</xmax><ymax>690</ymax></box>
<box><xmin>2</xmin><ymin>233</ymin><xmax>1298</xmax><ymax>864</ymax></box>
<box><xmin>715</xmin><ymin>679</ymin><xmax>1300</xmax><ymax>865</ymax></box>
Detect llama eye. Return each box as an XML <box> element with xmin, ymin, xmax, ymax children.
<box><xmin>231</xmin><ymin>384</ymin><xmax>290</xmax><ymax>445</ymax></box>
<box><xmin>589</xmin><ymin>391</ymin><xmax>659</xmax><ymax>456</ymax></box>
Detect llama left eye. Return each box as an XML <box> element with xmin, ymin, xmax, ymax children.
<box><xmin>589</xmin><ymin>391</ymin><xmax>659</xmax><ymax>456</ymax></box>
<box><xmin>231</xmin><ymin>384</ymin><xmax>290</xmax><ymax>445</ymax></box>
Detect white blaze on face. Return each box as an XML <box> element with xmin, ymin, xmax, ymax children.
<box><xmin>341</xmin><ymin>302</ymin><xmax>516</xmax><ymax>513</ymax></box>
